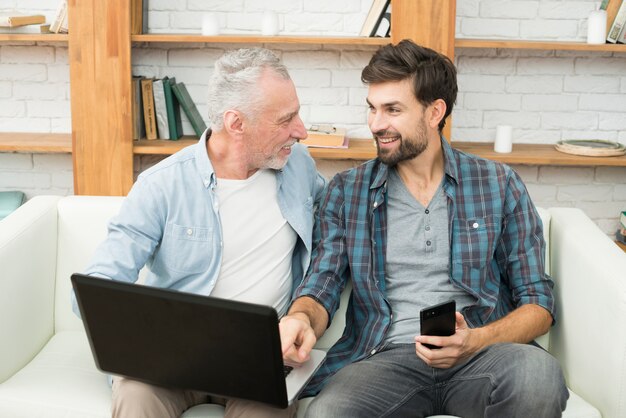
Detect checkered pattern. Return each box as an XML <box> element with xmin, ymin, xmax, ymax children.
<box><xmin>294</xmin><ymin>138</ymin><xmax>554</xmax><ymax>397</ymax></box>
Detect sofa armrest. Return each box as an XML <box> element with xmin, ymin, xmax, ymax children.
<box><xmin>548</xmin><ymin>207</ymin><xmax>626</xmax><ymax>418</ymax></box>
<box><xmin>0</xmin><ymin>195</ymin><xmax>61</xmax><ymax>383</ymax></box>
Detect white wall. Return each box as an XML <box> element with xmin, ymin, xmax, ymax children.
<box><xmin>1</xmin><ymin>0</ymin><xmax>625</xmax><ymax>234</ymax></box>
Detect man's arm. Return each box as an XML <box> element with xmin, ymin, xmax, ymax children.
<box><xmin>280</xmin><ymin>296</ymin><xmax>329</xmax><ymax>363</ymax></box>
<box><xmin>415</xmin><ymin>304</ymin><xmax>551</xmax><ymax>368</ymax></box>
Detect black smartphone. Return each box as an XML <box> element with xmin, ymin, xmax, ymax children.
<box><xmin>419</xmin><ymin>300</ymin><xmax>456</xmax><ymax>349</ymax></box>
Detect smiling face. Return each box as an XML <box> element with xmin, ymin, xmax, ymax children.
<box><xmin>367</xmin><ymin>78</ymin><xmax>431</xmax><ymax>166</ymax></box>
<box><xmin>244</xmin><ymin>70</ymin><xmax>307</xmax><ymax>170</ymax></box>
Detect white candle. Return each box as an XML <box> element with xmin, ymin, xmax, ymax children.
<box><xmin>587</xmin><ymin>10</ymin><xmax>607</xmax><ymax>45</ymax></box>
<box><xmin>202</xmin><ymin>13</ymin><xmax>220</xmax><ymax>36</ymax></box>
<box><xmin>494</xmin><ymin>125</ymin><xmax>513</xmax><ymax>153</ymax></box>
<box><xmin>261</xmin><ymin>11</ymin><xmax>279</xmax><ymax>36</ymax></box>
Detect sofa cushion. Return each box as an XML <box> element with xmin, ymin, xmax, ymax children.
<box><xmin>0</xmin><ymin>191</ymin><xmax>25</xmax><ymax>220</ymax></box>
<box><xmin>55</xmin><ymin>196</ymin><xmax>124</xmax><ymax>332</ymax></box>
<box><xmin>0</xmin><ymin>331</ymin><xmax>110</xmax><ymax>418</ymax></box>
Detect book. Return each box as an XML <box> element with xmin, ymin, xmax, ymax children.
<box><xmin>163</xmin><ymin>77</ymin><xmax>183</xmax><ymax>140</ymax></box>
<box><xmin>607</xmin><ymin>1</ymin><xmax>626</xmax><ymax>42</ymax></box>
<box><xmin>0</xmin><ymin>13</ymin><xmax>45</xmax><ymax>28</ymax></box>
<box><xmin>301</xmin><ymin>126</ymin><xmax>348</xmax><ymax>148</ymax></box>
<box><xmin>141</xmin><ymin>78</ymin><xmax>157</xmax><ymax>140</ymax></box>
<box><xmin>373</xmin><ymin>3</ymin><xmax>391</xmax><ymax>38</ymax></box>
<box><xmin>131</xmin><ymin>0</ymin><xmax>149</xmax><ymax>35</ymax></box>
<box><xmin>620</xmin><ymin>210</ymin><xmax>626</xmax><ymax>230</ymax></box>
<box><xmin>50</xmin><ymin>0</ymin><xmax>69</xmax><ymax>34</ymax></box>
<box><xmin>359</xmin><ymin>0</ymin><xmax>390</xmax><ymax>37</ymax></box>
<box><xmin>0</xmin><ymin>24</ymin><xmax>50</xmax><ymax>34</ymax></box>
<box><xmin>131</xmin><ymin>76</ymin><xmax>145</xmax><ymax>140</ymax></box>
<box><xmin>171</xmin><ymin>82</ymin><xmax>207</xmax><ymax>138</ymax></box>
<box><xmin>152</xmin><ymin>78</ymin><xmax>170</xmax><ymax>140</ymax></box>
<box><xmin>616</xmin><ymin>228</ymin><xmax>626</xmax><ymax>245</ymax></box>
<box><xmin>601</xmin><ymin>0</ymin><xmax>624</xmax><ymax>37</ymax></box>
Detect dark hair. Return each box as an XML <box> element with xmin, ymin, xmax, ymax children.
<box><xmin>361</xmin><ymin>39</ymin><xmax>457</xmax><ymax>132</ymax></box>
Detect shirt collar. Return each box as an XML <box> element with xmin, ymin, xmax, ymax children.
<box><xmin>194</xmin><ymin>128</ymin><xmax>217</xmax><ymax>189</ymax></box>
<box><xmin>440</xmin><ymin>135</ymin><xmax>459</xmax><ymax>186</ymax></box>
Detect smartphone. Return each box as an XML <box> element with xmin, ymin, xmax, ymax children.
<box><xmin>419</xmin><ymin>300</ymin><xmax>456</xmax><ymax>349</ymax></box>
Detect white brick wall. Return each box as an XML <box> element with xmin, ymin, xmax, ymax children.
<box><xmin>1</xmin><ymin>0</ymin><xmax>625</xmax><ymax>235</ymax></box>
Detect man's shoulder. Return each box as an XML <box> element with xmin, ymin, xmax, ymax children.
<box><xmin>451</xmin><ymin>146</ymin><xmax>513</xmax><ymax>179</ymax></box>
<box><xmin>138</xmin><ymin>143</ymin><xmax>197</xmax><ymax>180</ymax></box>
<box><xmin>333</xmin><ymin>158</ymin><xmax>380</xmax><ymax>183</ymax></box>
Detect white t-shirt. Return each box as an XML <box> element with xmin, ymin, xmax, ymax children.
<box><xmin>210</xmin><ymin>169</ymin><xmax>297</xmax><ymax>315</ymax></box>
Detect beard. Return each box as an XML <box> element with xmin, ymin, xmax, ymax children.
<box><xmin>375</xmin><ymin>122</ymin><xmax>429</xmax><ymax>166</ymax></box>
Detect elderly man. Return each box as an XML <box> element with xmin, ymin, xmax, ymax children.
<box><xmin>73</xmin><ymin>48</ymin><xmax>325</xmax><ymax>418</ymax></box>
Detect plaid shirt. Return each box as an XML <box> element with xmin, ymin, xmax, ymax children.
<box><xmin>294</xmin><ymin>137</ymin><xmax>555</xmax><ymax>397</ymax></box>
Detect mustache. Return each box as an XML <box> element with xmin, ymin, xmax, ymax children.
<box><xmin>373</xmin><ymin>130</ymin><xmax>400</xmax><ymax>138</ymax></box>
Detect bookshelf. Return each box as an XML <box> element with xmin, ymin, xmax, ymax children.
<box><xmin>132</xmin><ymin>138</ymin><xmax>626</xmax><ymax>167</ymax></box>
<box><xmin>0</xmin><ymin>34</ymin><xmax>68</xmax><ymax>42</ymax></box>
<box><xmin>6</xmin><ymin>0</ymin><xmax>626</xmax><ymax>195</ymax></box>
<box><xmin>132</xmin><ymin>34</ymin><xmax>388</xmax><ymax>45</ymax></box>
<box><xmin>0</xmin><ymin>132</ymin><xmax>71</xmax><ymax>153</ymax></box>
<box><xmin>455</xmin><ymin>38</ymin><xmax>626</xmax><ymax>52</ymax></box>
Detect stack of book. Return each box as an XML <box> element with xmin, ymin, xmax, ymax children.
<box><xmin>0</xmin><ymin>12</ymin><xmax>47</xmax><ymax>34</ymax></box>
<box><xmin>601</xmin><ymin>0</ymin><xmax>626</xmax><ymax>43</ymax></box>
<box><xmin>360</xmin><ymin>0</ymin><xmax>391</xmax><ymax>38</ymax></box>
<box><xmin>617</xmin><ymin>210</ymin><xmax>626</xmax><ymax>245</ymax></box>
<box><xmin>301</xmin><ymin>126</ymin><xmax>348</xmax><ymax>149</ymax></box>
<box><xmin>132</xmin><ymin>76</ymin><xmax>207</xmax><ymax>141</ymax></box>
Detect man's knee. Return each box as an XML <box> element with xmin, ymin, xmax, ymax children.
<box><xmin>496</xmin><ymin>344</ymin><xmax>569</xmax><ymax>412</ymax></box>
<box><xmin>111</xmin><ymin>377</ymin><xmax>183</xmax><ymax>418</ymax></box>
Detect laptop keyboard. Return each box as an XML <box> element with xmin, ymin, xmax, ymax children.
<box><xmin>283</xmin><ymin>365</ymin><xmax>293</xmax><ymax>377</ymax></box>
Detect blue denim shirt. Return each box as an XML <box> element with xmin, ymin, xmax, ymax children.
<box><xmin>295</xmin><ymin>137</ymin><xmax>554</xmax><ymax>397</ymax></box>
<box><xmin>72</xmin><ymin>130</ymin><xmax>326</xmax><ymax>317</ymax></box>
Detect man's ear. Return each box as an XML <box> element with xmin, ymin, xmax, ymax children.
<box><xmin>427</xmin><ymin>99</ymin><xmax>447</xmax><ymax>130</ymax></box>
<box><xmin>223</xmin><ymin>110</ymin><xmax>244</xmax><ymax>136</ymax></box>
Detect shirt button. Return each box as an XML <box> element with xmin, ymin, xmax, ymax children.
<box><xmin>370</xmin><ymin>349</ymin><xmax>376</xmax><ymax>355</ymax></box>
<box><xmin>373</xmin><ymin>201</ymin><xmax>378</xmax><ymax>208</ymax></box>
<box><xmin>425</xmin><ymin>226</ymin><xmax>430</xmax><ymax>231</ymax></box>
<box><xmin>186</xmin><ymin>228</ymin><xmax>193</xmax><ymax>235</ymax></box>
<box><xmin>425</xmin><ymin>209</ymin><xmax>429</xmax><ymax>214</ymax></box>
<box><xmin>426</xmin><ymin>240</ymin><xmax>432</xmax><ymax>246</ymax></box>
<box><xmin>473</xmin><ymin>222</ymin><xmax>479</xmax><ymax>228</ymax></box>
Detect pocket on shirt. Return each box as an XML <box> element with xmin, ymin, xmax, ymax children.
<box><xmin>453</xmin><ymin>215</ymin><xmax>501</xmax><ymax>269</ymax></box>
<box><xmin>159</xmin><ymin>223</ymin><xmax>214</xmax><ymax>273</ymax></box>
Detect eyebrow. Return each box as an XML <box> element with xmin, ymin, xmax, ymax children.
<box><xmin>365</xmin><ymin>99</ymin><xmax>404</xmax><ymax>108</ymax></box>
<box><xmin>278</xmin><ymin>108</ymin><xmax>300</xmax><ymax>123</ymax></box>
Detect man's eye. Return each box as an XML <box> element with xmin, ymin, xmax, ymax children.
<box><xmin>388</xmin><ymin>108</ymin><xmax>400</xmax><ymax>113</ymax></box>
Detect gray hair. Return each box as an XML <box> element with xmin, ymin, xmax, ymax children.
<box><xmin>207</xmin><ymin>48</ymin><xmax>290</xmax><ymax>131</ymax></box>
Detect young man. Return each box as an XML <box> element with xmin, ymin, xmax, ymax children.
<box><xmin>280</xmin><ymin>40</ymin><xmax>569</xmax><ymax>417</ymax></box>
<box><xmin>72</xmin><ymin>48</ymin><xmax>325</xmax><ymax>418</ymax></box>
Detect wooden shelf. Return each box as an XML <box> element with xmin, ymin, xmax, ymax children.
<box><xmin>456</xmin><ymin>38</ymin><xmax>626</xmax><ymax>52</ymax></box>
<box><xmin>133</xmin><ymin>138</ymin><xmax>378</xmax><ymax>160</ymax></box>
<box><xmin>0</xmin><ymin>34</ymin><xmax>68</xmax><ymax>42</ymax></box>
<box><xmin>132</xmin><ymin>34</ymin><xmax>387</xmax><ymax>45</ymax></box>
<box><xmin>454</xmin><ymin>142</ymin><xmax>626</xmax><ymax>166</ymax></box>
<box><xmin>133</xmin><ymin>138</ymin><xmax>198</xmax><ymax>154</ymax></box>
<box><xmin>0</xmin><ymin>132</ymin><xmax>71</xmax><ymax>153</ymax></box>
<box><xmin>616</xmin><ymin>240</ymin><xmax>626</xmax><ymax>253</ymax></box>
<box><xmin>133</xmin><ymin>138</ymin><xmax>626</xmax><ymax>166</ymax></box>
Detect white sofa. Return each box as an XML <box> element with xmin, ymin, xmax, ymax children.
<box><xmin>1</xmin><ymin>195</ymin><xmax>625</xmax><ymax>418</ymax></box>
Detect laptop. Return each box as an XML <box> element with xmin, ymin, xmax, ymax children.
<box><xmin>71</xmin><ymin>273</ymin><xmax>326</xmax><ymax>408</ymax></box>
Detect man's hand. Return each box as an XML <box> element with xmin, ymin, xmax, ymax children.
<box><xmin>414</xmin><ymin>304</ymin><xmax>553</xmax><ymax>368</ymax></box>
<box><xmin>414</xmin><ymin>312</ymin><xmax>478</xmax><ymax>369</ymax></box>
<box><xmin>279</xmin><ymin>312</ymin><xmax>317</xmax><ymax>365</ymax></box>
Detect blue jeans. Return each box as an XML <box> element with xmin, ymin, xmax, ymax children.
<box><xmin>305</xmin><ymin>343</ymin><xmax>568</xmax><ymax>418</ymax></box>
